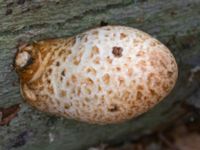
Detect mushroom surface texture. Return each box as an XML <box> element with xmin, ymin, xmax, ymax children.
<box><xmin>14</xmin><ymin>26</ymin><xmax>178</xmax><ymax>124</ymax></box>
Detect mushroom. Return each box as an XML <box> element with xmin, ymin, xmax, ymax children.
<box><xmin>14</xmin><ymin>26</ymin><xmax>178</xmax><ymax>124</ymax></box>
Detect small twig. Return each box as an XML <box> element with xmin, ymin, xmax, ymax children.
<box><xmin>0</xmin><ymin>104</ymin><xmax>20</xmax><ymax>126</ymax></box>
<box><xmin>158</xmin><ymin>133</ymin><xmax>179</xmax><ymax>150</ymax></box>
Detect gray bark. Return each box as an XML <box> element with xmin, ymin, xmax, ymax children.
<box><xmin>0</xmin><ymin>0</ymin><xmax>200</xmax><ymax>150</ymax></box>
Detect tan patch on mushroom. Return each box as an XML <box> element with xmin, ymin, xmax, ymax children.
<box><xmin>127</xmin><ymin>68</ymin><xmax>133</xmax><ymax>76</ymax></box>
<box><xmin>123</xmin><ymin>91</ymin><xmax>130</xmax><ymax>100</ymax></box>
<box><xmin>147</xmin><ymin>73</ymin><xmax>155</xmax><ymax>86</ymax></box>
<box><xmin>167</xmin><ymin>71</ymin><xmax>173</xmax><ymax>78</ymax></box>
<box><xmin>136</xmin><ymin>91</ymin><xmax>143</xmax><ymax>100</ymax></box>
<box><xmin>73</xmin><ymin>56</ymin><xmax>81</xmax><ymax>65</ymax></box>
<box><xmin>108</xmin><ymin>104</ymin><xmax>119</xmax><ymax>112</ymax></box>
<box><xmin>84</xmin><ymin>37</ymin><xmax>88</xmax><ymax>42</ymax></box>
<box><xmin>106</xmin><ymin>56</ymin><xmax>112</xmax><ymax>64</ymax></box>
<box><xmin>120</xmin><ymin>33</ymin><xmax>127</xmax><ymax>40</ymax></box>
<box><xmin>149</xmin><ymin>41</ymin><xmax>157</xmax><ymax>47</ymax></box>
<box><xmin>64</xmin><ymin>104</ymin><xmax>70</xmax><ymax>109</ymax></box>
<box><xmin>102</xmin><ymin>74</ymin><xmax>110</xmax><ymax>85</ymax></box>
<box><xmin>162</xmin><ymin>83</ymin><xmax>170</xmax><ymax>92</ymax></box>
<box><xmin>66</xmin><ymin>50</ymin><xmax>72</xmax><ymax>56</ymax></box>
<box><xmin>107</xmin><ymin>90</ymin><xmax>113</xmax><ymax>95</ymax></box>
<box><xmin>58</xmin><ymin>49</ymin><xmax>65</xmax><ymax>57</ymax></box>
<box><xmin>71</xmin><ymin>75</ymin><xmax>77</xmax><ymax>83</ymax></box>
<box><xmin>92</xmin><ymin>31</ymin><xmax>99</xmax><ymax>35</ymax></box>
<box><xmin>116</xmin><ymin>67</ymin><xmax>121</xmax><ymax>71</ymax></box>
<box><xmin>86</xmin><ymin>67</ymin><xmax>96</xmax><ymax>75</ymax></box>
<box><xmin>98</xmin><ymin>85</ymin><xmax>102</xmax><ymax>91</ymax></box>
<box><xmin>137</xmin><ymin>85</ymin><xmax>144</xmax><ymax>91</ymax></box>
<box><xmin>60</xmin><ymin>90</ymin><xmax>66</xmax><ymax>97</ymax></box>
<box><xmin>77</xmin><ymin>87</ymin><xmax>81</xmax><ymax>96</ymax></box>
<box><xmin>93</xmin><ymin>57</ymin><xmax>100</xmax><ymax>64</ymax></box>
<box><xmin>70</xmin><ymin>37</ymin><xmax>76</xmax><ymax>46</ymax></box>
<box><xmin>85</xmin><ymin>77</ymin><xmax>94</xmax><ymax>85</ymax></box>
<box><xmin>118</xmin><ymin>76</ymin><xmax>125</xmax><ymax>85</ymax></box>
<box><xmin>66</xmin><ymin>80</ymin><xmax>70</xmax><ymax>87</ymax></box>
<box><xmin>149</xmin><ymin>89</ymin><xmax>158</xmax><ymax>97</ymax></box>
<box><xmin>136</xmin><ymin>51</ymin><xmax>145</xmax><ymax>57</ymax></box>
<box><xmin>85</xmin><ymin>88</ymin><xmax>92</xmax><ymax>95</ymax></box>
<box><xmin>48</xmin><ymin>87</ymin><xmax>54</xmax><ymax>94</ymax></box>
<box><xmin>90</xmin><ymin>46</ymin><xmax>99</xmax><ymax>58</ymax></box>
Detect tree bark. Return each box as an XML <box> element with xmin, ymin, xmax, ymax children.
<box><xmin>0</xmin><ymin>0</ymin><xmax>200</xmax><ymax>150</ymax></box>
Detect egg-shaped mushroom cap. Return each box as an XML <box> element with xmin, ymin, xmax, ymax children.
<box><xmin>15</xmin><ymin>26</ymin><xmax>178</xmax><ymax>124</ymax></box>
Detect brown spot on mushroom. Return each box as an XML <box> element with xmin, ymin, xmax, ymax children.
<box><xmin>136</xmin><ymin>91</ymin><xmax>143</xmax><ymax>100</ymax></box>
<box><xmin>136</xmin><ymin>51</ymin><xmax>145</xmax><ymax>57</ymax></box>
<box><xmin>137</xmin><ymin>85</ymin><xmax>144</xmax><ymax>90</ymax></box>
<box><xmin>60</xmin><ymin>90</ymin><xmax>66</xmax><ymax>97</ymax></box>
<box><xmin>56</xmin><ymin>61</ymin><xmax>60</xmax><ymax>66</ymax></box>
<box><xmin>47</xmin><ymin>79</ymin><xmax>51</xmax><ymax>84</ymax></box>
<box><xmin>116</xmin><ymin>67</ymin><xmax>121</xmax><ymax>71</ymax></box>
<box><xmin>120</xmin><ymin>33</ymin><xmax>127</xmax><ymax>39</ymax></box>
<box><xmin>106</xmin><ymin>56</ymin><xmax>112</xmax><ymax>64</ymax></box>
<box><xmin>92</xmin><ymin>31</ymin><xmax>98</xmax><ymax>35</ymax></box>
<box><xmin>66</xmin><ymin>50</ymin><xmax>72</xmax><ymax>56</ymax></box>
<box><xmin>147</xmin><ymin>73</ymin><xmax>155</xmax><ymax>85</ymax></box>
<box><xmin>146</xmin><ymin>100</ymin><xmax>154</xmax><ymax>107</ymax></box>
<box><xmin>73</xmin><ymin>57</ymin><xmax>81</xmax><ymax>65</ymax></box>
<box><xmin>48</xmin><ymin>68</ymin><xmax>52</xmax><ymax>74</ymax></box>
<box><xmin>90</xmin><ymin>46</ymin><xmax>99</xmax><ymax>58</ymax></box>
<box><xmin>167</xmin><ymin>71</ymin><xmax>173</xmax><ymax>78</ymax></box>
<box><xmin>85</xmin><ymin>97</ymin><xmax>90</xmax><ymax>102</ymax></box>
<box><xmin>102</xmin><ymin>74</ymin><xmax>110</xmax><ymax>85</ymax></box>
<box><xmin>58</xmin><ymin>49</ymin><xmax>65</xmax><ymax>56</ymax></box>
<box><xmin>98</xmin><ymin>85</ymin><xmax>102</xmax><ymax>91</ymax></box>
<box><xmin>149</xmin><ymin>89</ymin><xmax>158</xmax><ymax>97</ymax></box>
<box><xmin>48</xmin><ymin>87</ymin><xmax>54</xmax><ymax>94</ymax></box>
<box><xmin>85</xmin><ymin>88</ymin><xmax>91</xmax><ymax>95</ymax></box>
<box><xmin>85</xmin><ymin>77</ymin><xmax>94</xmax><ymax>85</ymax></box>
<box><xmin>112</xmin><ymin>46</ymin><xmax>123</xmax><ymax>57</ymax></box>
<box><xmin>118</xmin><ymin>76</ymin><xmax>125</xmax><ymax>85</ymax></box>
<box><xmin>61</xmin><ymin>69</ymin><xmax>66</xmax><ymax>76</ymax></box>
<box><xmin>155</xmin><ymin>79</ymin><xmax>161</xmax><ymax>86</ymax></box>
<box><xmin>160</xmin><ymin>60</ymin><xmax>167</xmax><ymax>69</ymax></box>
<box><xmin>66</xmin><ymin>80</ymin><xmax>70</xmax><ymax>87</ymax></box>
<box><xmin>138</xmin><ymin>60</ymin><xmax>146</xmax><ymax>67</ymax></box>
<box><xmin>86</xmin><ymin>67</ymin><xmax>96</xmax><ymax>75</ymax></box>
<box><xmin>107</xmin><ymin>90</ymin><xmax>113</xmax><ymax>95</ymax></box>
<box><xmin>70</xmin><ymin>37</ymin><xmax>76</xmax><ymax>46</ymax></box>
<box><xmin>93</xmin><ymin>57</ymin><xmax>100</xmax><ymax>64</ymax></box>
<box><xmin>162</xmin><ymin>83</ymin><xmax>169</xmax><ymax>92</ymax></box>
<box><xmin>108</xmin><ymin>104</ymin><xmax>119</xmax><ymax>112</ymax></box>
<box><xmin>64</xmin><ymin>104</ymin><xmax>70</xmax><ymax>109</ymax></box>
<box><xmin>77</xmin><ymin>87</ymin><xmax>81</xmax><ymax>96</ymax></box>
<box><xmin>127</xmin><ymin>68</ymin><xmax>133</xmax><ymax>76</ymax></box>
<box><xmin>123</xmin><ymin>91</ymin><xmax>130</xmax><ymax>100</ymax></box>
<box><xmin>84</xmin><ymin>37</ymin><xmax>88</xmax><ymax>42</ymax></box>
<box><xmin>39</xmin><ymin>86</ymin><xmax>44</xmax><ymax>91</ymax></box>
<box><xmin>71</xmin><ymin>75</ymin><xmax>77</xmax><ymax>83</ymax></box>
<box><xmin>56</xmin><ymin>100</ymin><xmax>61</xmax><ymax>106</ymax></box>
<box><xmin>72</xmin><ymin>88</ymin><xmax>76</xmax><ymax>94</ymax></box>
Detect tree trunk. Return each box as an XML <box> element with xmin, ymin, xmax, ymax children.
<box><xmin>0</xmin><ymin>0</ymin><xmax>200</xmax><ymax>150</ymax></box>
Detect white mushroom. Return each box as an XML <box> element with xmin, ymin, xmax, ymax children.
<box><xmin>15</xmin><ymin>26</ymin><xmax>178</xmax><ymax>124</ymax></box>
